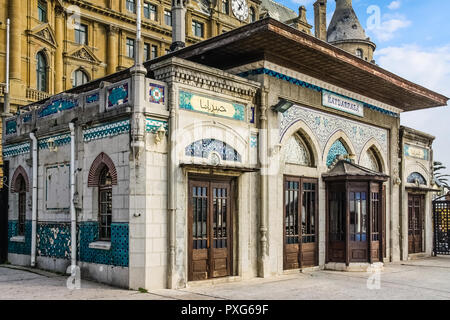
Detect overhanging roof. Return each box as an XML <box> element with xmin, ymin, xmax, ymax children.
<box><xmin>148</xmin><ymin>18</ymin><xmax>448</xmax><ymax>112</ymax></box>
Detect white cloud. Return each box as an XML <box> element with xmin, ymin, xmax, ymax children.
<box><xmin>369</xmin><ymin>14</ymin><xmax>411</xmax><ymax>42</ymax></box>
<box><xmin>388</xmin><ymin>1</ymin><xmax>401</xmax><ymax>10</ymax></box>
<box><xmin>375</xmin><ymin>45</ymin><xmax>450</xmax><ymax>171</ymax></box>
<box><xmin>291</xmin><ymin>0</ymin><xmax>314</xmax><ymax>5</ymax></box>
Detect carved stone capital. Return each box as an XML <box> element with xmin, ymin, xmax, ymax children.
<box><xmin>107</xmin><ymin>25</ymin><xmax>120</xmax><ymax>35</ymax></box>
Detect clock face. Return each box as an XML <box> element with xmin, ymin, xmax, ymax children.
<box><xmin>231</xmin><ymin>0</ymin><xmax>249</xmax><ymax>21</ymax></box>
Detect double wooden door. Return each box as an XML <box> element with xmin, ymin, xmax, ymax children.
<box><xmin>188</xmin><ymin>178</ymin><xmax>233</xmax><ymax>281</ymax></box>
<box><xmin>284</xmin><ymin>177</ymin><xmax>318</xmax><ymax>270</ymax></box>
<box><xmin>408</xmin><ymin>194</ymin><xmax>424</xmax><ymax>254</ymax></box>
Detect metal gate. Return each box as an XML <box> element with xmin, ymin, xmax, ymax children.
<box><xmin>0</xmin><ymin>161</ymin><xmax>9</xmax><ymax>264</ymax></box>
<box><xmin>433</xmin><ymin>196</ymin><xmax>450</xmax><ymax>255</ymax></box>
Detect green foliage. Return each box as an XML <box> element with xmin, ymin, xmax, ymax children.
<box><xmin>434</xmin><ymin>161</ymin><xmax>450</xmax><ymax>189</ymax></box>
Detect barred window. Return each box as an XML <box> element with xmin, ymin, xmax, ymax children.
<box><xmin>99</xmin><ymin>167</ymin><xmax>113</xmax><ymax>241</ymax></box>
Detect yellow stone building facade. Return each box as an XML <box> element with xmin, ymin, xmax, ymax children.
<box><xmin>0</xmin><ymin>0</ymin><xmax>266</xmax><ymax>111</ymax></box>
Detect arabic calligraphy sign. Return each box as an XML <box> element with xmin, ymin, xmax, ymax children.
<box><xmin>179</xmin><ymin>90</ymin><xmax>245</xmax><ymax>121</ymax></box>
<box><xmin>404</xmin><ymin>144</ymin><xmax>429</xmax><ymax>160</ymax></box>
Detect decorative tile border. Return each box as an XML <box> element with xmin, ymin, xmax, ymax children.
<box><xmin>107</xmin><ymin>83</ymin><xmax>129</xmax><ymax>109</ymax></box>
<box><xmin>84</xmin><ymin>119</ymin><xmax>131</xmax><ymax>142</ymax></box>
<box><xmin>38</xmin><ymin>98</ymin><xmax>78</xmax><ymax>119</ymax></box>
<box><xmin>39</xmin><ymin>133</ymin><xmax>71</xmax><ymax>150</ymax></box>
<box><xmin>185</xmin><ymin>139</ymin><xmax>242</xmax><ymax>162</ymax></box>
<box><xmin>5</xmin><ymin>118</ymin><xmax>17</xmax><ymax>135</ymax></box>
<box><xmin>238</xmin><ymin>68</ymin><xmax>400</xmax><ymax>118</ymax></box>
<box><xmin>86</xmin><ymin>92</ymin><xmax>100</xmax><ymax>104</ymax></box>
<box><xmin>145</xmin><ymin>118</ymin><xmax>168</xmax><ymax>134</ymax></box>
<box><xmin>3</xmin><ymin>142</ymin><xmax>31</xmax><ymax>158</ymax></box>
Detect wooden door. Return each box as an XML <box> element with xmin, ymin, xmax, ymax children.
<box><xmin>188</xmin><ymin>179</ymin><xmax>232</xmax><ymax>281</ymax></box>
<box><xmin>284</xmin><ymin>177</ymin><xmax>318</xmax><ymax>270</ymax></box>
<box><xmin>327</xmin><ymin>186</ymin><xmax>346</xmax><ymax>263</ymax></box>
<box><xmin>348</xmin><ymin>189</ymin><xmax>369</xmax><ymax>262</ymax></box>
<box><xmin>408</xmin><ymin>194</ymin><xmax>424</xmax><ymax>254</ymax></box>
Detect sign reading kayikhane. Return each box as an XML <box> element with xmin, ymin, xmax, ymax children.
<box><xmin>322</xmin><ymin>90</ymin><xmax>364</xmax><ymax>117</ymax></box>
<box><xmin>179</xmin><ymin>90</ymin><xmax>245</xmax><ymax>121</ymax></box>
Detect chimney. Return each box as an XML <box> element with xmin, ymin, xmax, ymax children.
<box><xmin>314</xmin><ymin>0</ymin><xmax>327</xmax><ymax>41</ymax></box>
<box><xmin>170</xmin><ymin>0</ymin><xmax>187</xmax><ymax>52</ymax></box>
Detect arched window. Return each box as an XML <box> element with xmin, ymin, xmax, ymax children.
<box><xmin>407</xmin><ymin>172</ymin><xmax>427</xmax><ymax>185</ymax></box>
<box><xmin>18</xmin><ymin>176</ymin><xmax>27</xmax><ymax>236</ymax></box>
<box><xmin>72</xmin><ymin>69</ymin><xmax>89</xmax><ymax>87</ymax></box>
<box><xmin>326</xmin><ymin>140</ymin><xmax>349</xmax><ymax>167</ymax></box>
<box><xmin>36</xmin><ymin>52</ymin><xmax>48</xmax><ymax>92</ymax></box>
<box><xmin>285</xmin><ymin>134</ymin><xmax>312</xmax><ymax>166</ymax></box>
<box><xmin>222</xmin><ymin>0</ymin><xmax>229</xmax><ymax>14</ymax></box>
<box><xmin>360</xmin><ymin>147</ymin><xmax>381</xmax><ymax>172</ymax></box>
<box><xmin>99</xmin><ymin>167</ymin><xmax>113</xmax><ymax>241</ymax></box>
<box><xmin>356</xmin><ymin>49</ymin><xmax>363</xmax><ymax>59</ymax></box>
<box><xmin>250</xmin><ymin>7</ymin><xmax>256</xmax><ymax>22</ymax></box>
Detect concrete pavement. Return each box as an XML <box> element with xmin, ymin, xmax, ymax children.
<box><xmin>1</xmin><ymin>256</ymin><xmax>450</xmax><ymax>300</ymax></box>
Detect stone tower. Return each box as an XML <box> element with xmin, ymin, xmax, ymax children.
<box><xmin>314</xmin><ymin>0</ymin><xmax>327</xmax><ymax>41</ymax></box>
<box><xmin>327</xmin><ymin>0</ymin><xmax>376</xmax><ymax>62</ymax></box>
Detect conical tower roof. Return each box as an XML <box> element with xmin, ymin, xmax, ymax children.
<box><xmin>327</xmin><ymin>0</ymin><xmax>368</xmax><ymax>43</ymax></box>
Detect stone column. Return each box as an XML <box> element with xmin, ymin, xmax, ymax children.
<box><xmin>54</xmin><ymin>6</ymin><xmax>65</xmax><ymax>93</ymax></box>
<box><xmin>107</xmin><ymin>25</ymin><xmax>119</xmax><ymax>74</ymax></box>
<box><xmin>9</xmin><ymin>0</ymin><xmax>22</xmax><ymax>80</ymax></box>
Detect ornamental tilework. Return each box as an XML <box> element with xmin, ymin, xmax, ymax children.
<box><xmin>86</xmin><ymin>92</ymin><xmax>100</xmax><ymax>104</ymax></box>
<box><xmin>6</xmin><ymin>119</ymin><xmax>17</xmax><ymax>135</ymax></box>
<box><xmin>37</xmin><ymin>223</ymin><xmax>72</xmax><ymax>259</ymax></box>
<box><xmin>146</xmin><ymin>119</ymin><xmax>169</xmax><ymax>134</ymax></box>
<box><xmin>238</xmin><ymin>68</ymin><xmax>399</xmax><ymax>118</ymax></box>
<box><xmin>39</xmin><ymin>134</ymin><xmax>71</xmax><ymax>150</ymax></box>
<box><xmin>285</xmin><ymin>135</ymin><xmax>311</xmax><ymax>166</ymax></box>
<box><xmin>250</xmin><ymin>135</ymin><xmax>258</xmax><ymax>148</ymax></box>
<box><xmin>186</xmin><ymin>139</ymin><xmax>242</xmax><ymax>162</ymax></box>
<box><xmin>78</xmin><ymin>222</ymin><xmax>129</xmax><ymax>267</ymax></box>
<box><xmin>8</xmin><ymin>221</ymin><xmax>32</xmax><ymax>255</ymax></box>
<box><xmin>280</xmin><ymin>105</ymin><xmax>388</xmax><ymax>162</ymax></box>
<box><xmin>407</xmin><ymin>172</ymin><xmax>427</xmax><ymax>185</ymax></box>
<box><xmin>3</xmin><ymin>142</ymin><xmax>31</xmax><ymax>158</ymax></box>
<box><xmin>83</xmin><ymin>120</ymin><xmax>131</xmax><ymax>142</ymax></box>
<box><xmin>360</xmin><ymin>150</ymin><xmax>380</xmax><ymax>172</ymax></box>
<box><xmin>38</xmin><ymin>99</ymin><xmax>78</xmax><ymax>118</ymax></box>
<box><xmin>107</xmin><ymin>83</ymin><xmax>129</xmax><ymax>109</ymax></box>
<box><xmin>326</xmin><ymin>140</ymin><xmax>349</xmax><ymax>167</ymax></box>
<box><xmin>149</xmin><ymin>84</ymin><xmax>165</xmax><ymax>104</ymax></box>
<box><xmin>22</xmin><ymin>113</ymin><xmax>33</xmax><ymax>123</ymax></box>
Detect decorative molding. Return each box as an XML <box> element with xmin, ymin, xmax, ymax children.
<box><xmin>232</xmin><ymin>61</ymin><xmax>401</xmax><ymax>117</ymax></box>
<box><xmin>67</xmin><ymin>46</ymin><xmax>101</xmax><ymax>64</ymax></box>
<box><xmin>280</xmin><ymin>105</ymin><xmax>388</xmax><ymax>162</ymax></box>
<box><xmin>83</xmin><ymin>119</ymin><xmax>131</xmax><ymax>142</ymax></box>
<box><xmin>3</xmin><ymin>142</ymin><xmax>31</xmax><ymax>158</ymax></box>
<box><xmin>28</xmin><ymin>24</ymin><xmax>57</xmax><ymax>48</ymax></box>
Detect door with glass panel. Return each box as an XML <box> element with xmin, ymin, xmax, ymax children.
<box><xmin>408</xmin><ymin>194</ymin><xmax>424</xmax><ymax>254</ymax></box>
<box><xmin>284</xmin><ymin>177</ymin><xmax>318</xmax><ymax>270</ymax></box>
<box><xmin>348</xmin><ymin>186</ymin><xmax>369</xmax><ymax>262</ymax></box>
<box><xmin>188</xmin><ymin>179</ymin><xmax>232</xmax><ymax>281</ymax></box>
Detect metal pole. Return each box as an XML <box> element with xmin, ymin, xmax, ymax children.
<box><xmin>3</xmin><ymin>18</ymin><xmax>10</xmax><ymax>115</ymax></box>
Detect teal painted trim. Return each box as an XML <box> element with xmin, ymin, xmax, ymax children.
<box><xmin>238</xmin><ymin>68</ymin><xmax>400</xmax><ymax>118</ymax></box>
<box><xmin>83</xmin><ymin>119</ymin><xmax>131</xmax><ymax>142</ymax></box>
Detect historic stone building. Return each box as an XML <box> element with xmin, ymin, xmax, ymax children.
<box><xmin>1</xmin><ymin>0</ymin><xmax>448</xmax><ymax>289</ymax></box>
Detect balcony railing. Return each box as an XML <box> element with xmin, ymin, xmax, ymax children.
<box><xmin>26</xmin><ymin>88</ymin><xmax>50</xmax><ymax>102</ymax></box>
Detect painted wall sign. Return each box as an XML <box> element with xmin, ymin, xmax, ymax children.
<box><xmin>322</xmin><ymin>90</ymin><xmax>364</xmax><ymax>117</ymax></box>
<box><xmin>179</xmin><ymin>90</ymin><xmax>245</xmax><ymax>121</ymax></box>
<box><xmin>404</xmin><ymin>144</ymin><xmax>429</xmax><ymax>160</ymax></box>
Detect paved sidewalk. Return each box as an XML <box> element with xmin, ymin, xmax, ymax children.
<box><xmin>1</xmin><ymin>256</ymin><xmax>450</xmax><ymax>300</ymax></box>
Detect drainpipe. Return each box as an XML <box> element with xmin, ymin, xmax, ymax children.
<box><xmin>30</xmin><ymin>132</ymin><xmax>38</xmax><ymax>267</ymax></box>
<box><xmin>69</xmin><ymin>122</ymin><xmax>76</xmax><ymax>269</ymax></box>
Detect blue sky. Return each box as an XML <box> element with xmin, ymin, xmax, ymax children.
<box><xmin>277</xmin><ymin>0</ymin><xmax>450</xmax><ymax>176</ymax></box>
